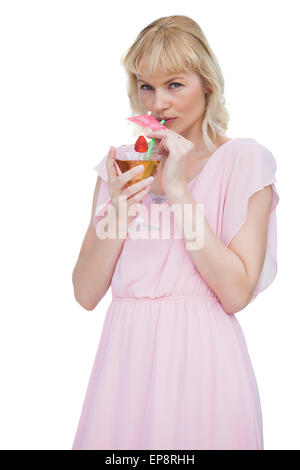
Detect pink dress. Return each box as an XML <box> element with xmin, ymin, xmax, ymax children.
<box><xmin>72</xmin><ymin>137</ymin><xmax>279</xmax><ymax>450</ymax></box>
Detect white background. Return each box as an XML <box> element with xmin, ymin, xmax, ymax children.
<box><xmin>0</xmin><ymin>0</ymin><xmax>298</xmax><ymax>450</ymax></box>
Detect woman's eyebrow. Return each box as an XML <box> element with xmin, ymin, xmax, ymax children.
<box><xmin>137</xmin><ymin>76</ymin><xmax>185</xmax><ymax>84</ymax></box>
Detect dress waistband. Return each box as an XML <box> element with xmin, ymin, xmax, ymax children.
<box><xmin>112</xmin><ymin>293</ymin><xmax>220</xmax><ymax>303</ymax></box>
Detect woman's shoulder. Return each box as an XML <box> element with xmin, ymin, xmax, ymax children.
<box><xmin>225</xmin><ymin>137</ymin><xmax>277</xmax><ymax>169</ymax></box>
<box><xmin>219</xmin><ymin>137</ymin><xmax>278</xmax><ymax>194</ymax></box>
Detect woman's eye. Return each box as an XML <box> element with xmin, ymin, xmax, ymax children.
<box><xmin>140</xmin><ymin>83</ymin><xmax>182</xmax><ymax>90</ymax></box>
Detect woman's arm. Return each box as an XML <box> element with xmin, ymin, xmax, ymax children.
<box><xmin>72</xmin><ymin>176</ymin><xmax>126</xmax><ymax>311</ymax></box>
<box><xmin>73</xmin><ymin>147</ymin><xmax>153</xmax><ymax>310</ymax></box>
<box><xmin>167</xmin><ymin>184</ymin><xmax>273</xmax><ymax>314</ymax></box>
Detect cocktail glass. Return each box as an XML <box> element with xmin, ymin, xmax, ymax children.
<box><xmin>115</xmin><ymin>144</ymin><xmax>162</xmax><ymax>232</ymax></box>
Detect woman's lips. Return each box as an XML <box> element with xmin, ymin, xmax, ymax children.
<box><xmin>165</xmin><ymin>118</ymin><xmax>177</xmax><ymax>122</ymax></box>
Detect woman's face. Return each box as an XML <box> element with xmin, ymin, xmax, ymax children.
<box><xmin>136</xmin><ymin>70</ymin><xmax>209</xmax><ymax>135</ymax></box>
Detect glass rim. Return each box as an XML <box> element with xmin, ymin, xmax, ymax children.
<box><xmin>116</xmin><ymin>143</ymin><xmax>163</xmax><ymax>160</ymax></box>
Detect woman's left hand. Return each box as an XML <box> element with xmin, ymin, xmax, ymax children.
<box><xmin>145</xmin><ymin>128</ymin><xmax>194</xmax><ymax>193</ymax></box>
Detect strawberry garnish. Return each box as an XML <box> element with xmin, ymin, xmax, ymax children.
<box><xmin>134</xmin><ymin>135</ymin><xmax>148</xmax><ymax>153</ymax></box>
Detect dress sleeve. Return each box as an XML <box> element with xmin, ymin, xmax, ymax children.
<box><xmin>92</xmin><ymin>152</ymin><xmax>113</xmax><ymax>233</ymax></box>
<box><xmin>221</xmin><ymin>139</ymin><xmax>280</xmax><ymax>302</ymax></box>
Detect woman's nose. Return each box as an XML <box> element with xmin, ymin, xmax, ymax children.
<box><xmin>152</xmin><ymin>90</ymin><xmax>172</xmax><ymax>110</ymax></box>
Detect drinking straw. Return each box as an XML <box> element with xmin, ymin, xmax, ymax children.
<box><xmin>145</xmin><ymin>118</ymin><xmax>166</xmax><ymax>160</ymax></box>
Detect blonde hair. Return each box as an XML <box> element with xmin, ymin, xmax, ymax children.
<box><xmin>120</xmin><ymin>15</ymin><xmax>230</xmax><ymax>153</ymax></box>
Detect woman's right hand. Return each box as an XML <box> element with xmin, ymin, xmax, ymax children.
<box><xmin>106</xmin><ymin>146</ymin><xmax>154</xmax><ymax>225</ymax></box>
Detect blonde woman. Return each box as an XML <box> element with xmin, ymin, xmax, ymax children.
<box><xmin>72</xmin><ymin>15</ymin><xmax>279</xmax><ymax>450</ymax></box>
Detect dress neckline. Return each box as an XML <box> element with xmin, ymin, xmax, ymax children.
<box><xmin>146</xmin><ymin>137</ymin><xmax>240</xmax><ymax>202</ymax></box>
<box><xmin>186</xmin><ymin>137</ymin><xmax>234</xmax><ymax>186</ymax></box>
